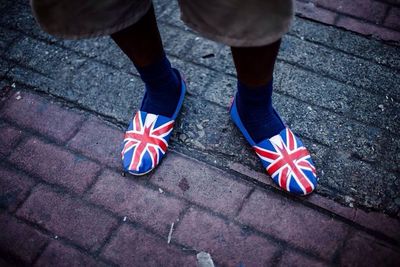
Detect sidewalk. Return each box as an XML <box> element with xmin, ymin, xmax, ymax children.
<box><xmin>1</xmin><ymin>0</ymin><xmax>400</xmax><ymax>266</ymax></box>
<box><xmin>1</xmin><ymin>89</ymin><xmax>399</xmax><ymax>266</ymax></box>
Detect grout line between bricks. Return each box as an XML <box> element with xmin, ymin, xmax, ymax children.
<box><xmin>331</xmin><ymin>226</ymin><xmax>354</xmax><ymax>266</ymax></box>
<box><xmin>82</xmin><ymin>167</ymin><xmax>105</xmax><ymax>196</ymax></box>
<box><xmin>381</xmin><ymin>5</ymin><xmax>392</xmax><ymax>24</ymax></box>
<box><xmin>29</xmin><ymin>239</ymin><xmax>51</xmax><ymax>267</ymax></box>
<box><xmin>270</xmin><ymin>247</ymin><xmax>286</xmax><ymax>267</ymax></box>
<box><xmin>64</xmin><ymin>113</ymin><xmax>89</xmax><ymax>144</ymax></box>
<box><xmin>171</xmin><ymin>205</ymin><xmax>192</xmax><ymax>234</ymax></box>
<box><xmin>2</xmin><ymin>210</ymin><xmax>117</xmax><ymax>267</ymax></box>
<box><xmin>234</xmin><ymin>187</ymin><xmax>256</xmax><ymax>218</ymax></box>
<box><xmin>94</xmin><ymin>220</ymin><xmax>123</xmax><ymax>257</ymax></box>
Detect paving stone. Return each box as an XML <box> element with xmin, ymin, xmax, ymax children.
<box><xmin>175</xmin><ymin>208</ymin><xmax>279</xmax><ymax>266</ymax></box>
<box><xmin>290</xmin><ymin>18</ymin><xmax>400</xmax><ymax>70</ymax></box>
<box><xmin>0</xmin><ymin>166</ymin><xmax>35</xmax><ymax>212</ymax></box>
<box><xmin>323</xmin><ymin>150</ymin><xmax>400</xmax><ymax>215</ymax></box>
<box><xmin>58</xmin><ymin>37</ymin><xmax>131</xmax><ymax>70</ymax></box>
<box><xmin>0</xmin><ymin>1</ymin><xmax>58</xmax><ymax>42</ymax></box>
<box><xmin>7</xmin><ymin>67</ymin><xmax>68</xmax><ymax>99</ymax></box>
<box><xmin>9</xmin><ymin>137</ymin><xmax>100</xmax><ymax>195</ymax></box>
<box><xmin>0</xmin><ymin>258</ymin><xmax>13</xmax><ymax>267</ymax></box>
<box><xmin>306</xmin><ymin>194</ymin><xmax>356</xmax><ymax>220</ymax></box>
<box><xmin>0</xmin><ymin>91</ymin><xmax>85</xmax><ymax>143</ymax></box>
<box><xmin>316</xmin><ymin>0</ymin><xmax>387</xmax><ymax>23</ymax></box>
<box><xmin>5</xmin><ymin>37</ymin><xmax>84</xmax><ymax>75</ymax></box>
<box><xmin>101</xmin><ymin>224</ymin><xmax>195</xmax><ymax>267</ymax></box>
<box><xmin>34</xmin><ymin>241</ymin><xmax>104</xmax><ymax>267</ymax></box>
<box><xmin>69</xmin><ymin>60</ymin><xmax>142</xmax><ymax>123</ymax></box>
<box><xmin>385</xmin><ymin>7</ymin><xmax>400</xmax><ymax>30</ymax></box>
<box><xmin>158</xmin><ymin>23</ymin><xmax>196</xmax><ymax>59</ymax></box>
<box><xmin>273</xmin><ymin>93</ymin><xmax>400</xmax><ymax>173</ymax></box>
<box><xmin>0</xmin><ymin>58</ymin><xmax>12</xmax><ymax>78</ymax></box>
<box><xmin>0</xmin><ymin>212</ymin><xmax>48</xmax><ymax>264</ymax></box>
<box><xmin>17</xmin><ymin>185</ymin><xmax>117</xmax><ymax>251</ymax></box>
<box><xmin>186</xmin><ymin>35</ymin><xmax>236</xmax><ymax>75</ymax></box>
<box><xmin>151</xmin><ymin>152</ymin><xmax>252</xmax><ymax>217</ymax></box>
<box><xmin>0</xmin><ymin>123</ymin><xmax>23</xmax><ymax>157</ymax></box>
<box><xmin>5</xmin><ymin>37</ymin><xmax>86</xmax><ymax>96</ymax></box>
<box><xmin>86</xmin><ymin>170</ymin><xmax>187</xmax><ymax>235</ymax></box>
<box><xmin>201</xmin><ymin>70</ymin><xmax>236</xmax><ymax>107</ymax></box>
<box><xmin>336</xmin><ymin>16</ymin><xmax>400</xmax><ymax>42</ymax></box>
<box><xmin>353</xmin><ymin>209</ymin><xmax>400</xmax><ymax>242</ymax></box>
<box><xmin>168</xmin><ymin>57</ymin><xmax>215</xmax><ymax>97</ymax></box>
<box><xmin>276</xmin><ymin>62</ymin><xmax>400</xmax><ymax>135</ymax></box>
<box><xmin>277</xmin><ymin>250</ymin><xmax>328</xmax><ymax>267</ymax></box>
<box><xmin>279</xmin><ymin>34</ymin><xmax>400</xmax><ymax>101</ymax></box>
<box><xmin>339</xmin><ymin>232</ymin><xmax>400</xmax><ymax>266</ymax></box>
<box><xmin>295</xmin><ymin>1</ymin><xmax>337</xmax><ymax>24</ymax></box>
<box><xmin>67</xmin><ymin>116</ymin><xmax>123</xmax><ymax>169</ymax></box>
<box><xmin>157</xmin><ymin>0</ymin><xmax>188</xmax><ymax>29</ymax></box>
<box><xmin>0</xmin><ymin>27</ymin><xmax>20</xmax><ymax>56</ymax></box>
<box><xmin>237</xmin><ymin>189</ymin><xmax>348</xmax><ymax>260</ymax></box>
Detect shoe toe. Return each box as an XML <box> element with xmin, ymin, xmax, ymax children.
<box><xmin>254</xmin><ymin>128</ymin><xmax>318</xmax><ymax>196</ymax></box>
<box><xmin>122</xmin><ymin>148</ymin><xmax>155</xmax><ymax>175</ymax></box>
<box><xmin>121</xmin><ymin>111</ymin><xmax>173</xmax><ymax>176</ymax></box>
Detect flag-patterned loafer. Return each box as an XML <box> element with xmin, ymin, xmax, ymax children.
<box><xmin>230</xmin><ymin>96</ymin><xmax>318</xmax><ymax>195</ymax></box>
<box><xmin>121</xmin><ymin>70</ymin><xmax>186</xmax><ymax>175</ymax></box>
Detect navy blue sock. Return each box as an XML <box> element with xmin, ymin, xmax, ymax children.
<box><xmin>236</xmin><ymin>79</ymin><xmax>285</xmax><ymax>142</ymax></box>
<box><xmin>136</xmin><ymin>54</ymin><xmax>181</xmax><ymax>117</ymax></box>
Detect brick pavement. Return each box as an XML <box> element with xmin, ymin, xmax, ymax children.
<box><xmin>1</xmin><ymin>88</ymin><xmax>399</xmax><ymax>266</ymax></box>
<box><xmin>1</xmin><ymin>0</ymin><xmax>400</xmax><ymax>266</ymax></box>
<box><xmin>295</xmin><ymin>0</ymin><xmax>400</xmax><ymax>43</ymax></box>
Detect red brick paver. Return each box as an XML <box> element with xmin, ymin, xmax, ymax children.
<box><xmin>295</xmin><ymin>0</ymin><xmax>400</xmax><ymax>42</ymax></box>
<box><xmin>67</xmin><ymin>116</ymin><xmax>123</xmax><ymax>169</ymax></box>
<box><xmin>340</xmin><ymin>232</ymin><xmax>400</xmax><ymax>266</ymax></box>
<box><xmin>175</xmin><ymin>208</ymin><xmax>279</xmax><ymax>266</ymax></box>
<box><xmin>237</xmin><ymin>189</ymin><xmax>348</xmax><ymax>260</ymax></box>
<box><xmin>101</xmin><ymin>224</ymin><xmax>195</xmax><ymax>266</ymax></box>
<box><xmin>1</xmin><ymin>89</ymin><xmax>399</xmax><ymax>266</ymax></box>
<box><xmin>16</xmin><ymin>185</ymin><xmax>118</xmax><ymax>252</ymax></box>
<box><xmin>0</xmin><ymin>91</ymin><xmax>85</xmax><ymax>143</ymax></box>
<box><xmin>0</xmin><ymin>212</ymin><xmax>48</xmax><ymax>264</ymax></box>
<box><xmin>0</xmin><ymin>166</ymin><xmax>35</xmax><ymax>212</ymax></box>
<box><xmin>0</xmin><ymin>124</ymin><xmax>23</xmax><ymax>157</ymax></box>
<box><xmin>277</xmin><ymin>250</ymin><xmax>327</xmax><ymax>267</ymax></box>
<box><xmin>87</xmin><ymin>170</ymin><xmax>187</xmax><ymax>235</ymax></box>
<box><xmin>9</xmin><ymin>137</ymin><xmax>100</xmax><ymax>194</ymax></box>
<box><xmin>152</xmin><ymin>153</ymin><xmax>252</xmax><ymax>217</ymax></box>
<box><xmin>34</xmin><ymin>241</ymin><xmax>104</xmax><ymax>267</ymax></box>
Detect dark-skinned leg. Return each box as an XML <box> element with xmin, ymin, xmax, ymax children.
<box><xmin>111</xmin><ymin>5</ymin><xmax>163</xmax><ymax>67</ymax></box>
<box><xmin>231</xmin><ymin>39</ymin><xmax>281</xmax><ymax>87</ymax></box>
<box><xmin>111</xmin><ymin>5</ymin><xmax>181</xmax><ymax>117</ymax></box>
<box><xmin>231</xmin><ymin>39</ymin><xmax>285</xmax><ymax>142</ymax></box>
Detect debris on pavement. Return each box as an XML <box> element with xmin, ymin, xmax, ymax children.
<box><xmin>167</xmin><ymin>222</ymin><xmax>174</xmax><ymax>244</ymax></box>
<box><xmin>197</xmin><ymin>252</ymin><xmax>215</xmax><ymax>267</ymax></box>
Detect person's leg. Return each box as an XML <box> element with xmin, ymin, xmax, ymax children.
<box><xmin>230</xmin><ymin>39</ymin><xmax>285</xmax><ymax>143</ymax></box>
<box><xmin>231</xmin><ymin>40</ymin><xmax>285</xmax><ymax>143</ymax></box>
<box><xmin>111</xmin><ymin>5</ymin><xmax>181</xmax><ymax>117</ymax></box>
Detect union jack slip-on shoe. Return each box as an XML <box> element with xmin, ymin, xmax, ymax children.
<box><xmin>230</xmin><ymin>96</ymin><xmax>318</xmax><ymax>195</ymax></box>
<box><xmin>121</xmin><ymin>70</ymin><xmax>186</xmax><ymax>175</ymax></box>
